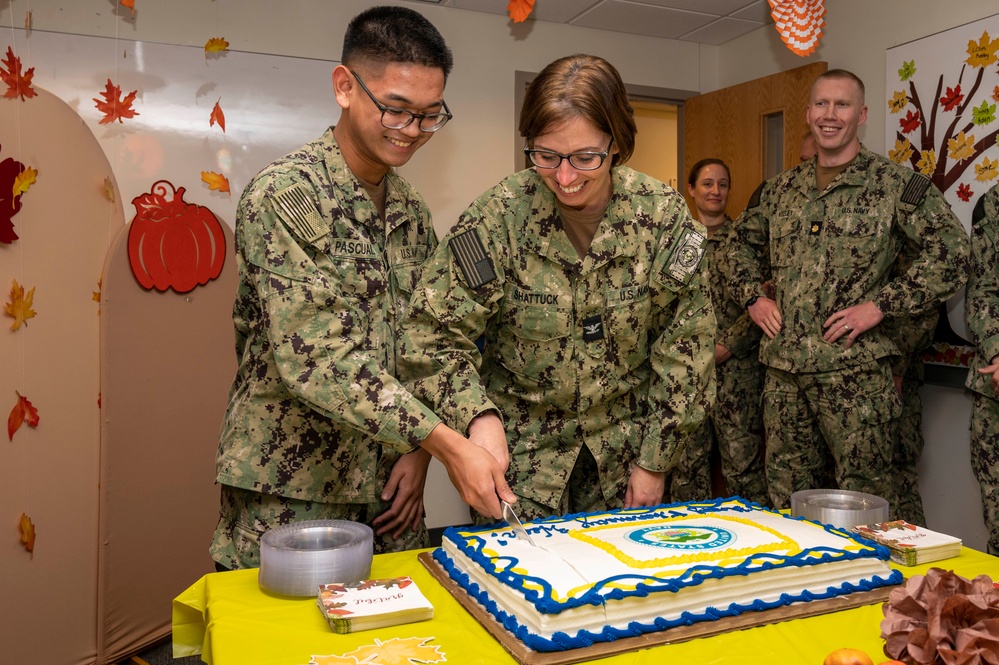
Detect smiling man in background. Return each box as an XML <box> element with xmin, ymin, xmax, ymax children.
<box><xmin>729</xmin><ymin>68</ymin><xmax>968</xmax><ymax>512</ymax></box>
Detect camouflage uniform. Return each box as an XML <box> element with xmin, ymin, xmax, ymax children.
<box><xmin>671</xmin><ymin>216</ymin><xmax>768</xmax><ymax>506</ymax></box>
<box><xmin>729</xmin><ymin>146</ymin><xmax>969</xmax><ymax>510</ymax></box>
<box><xmin>211</xmin><ymin>127</ymin><xmax>442</xmax><ymax>569</ymax></box>
<box><xmin>400</xmin><ymin>166</ymin><xmax>715</xmax><ymax>516</ymax></box>
<box><xmin>882</xmin><ymin>239</ymin><xmax>939</xmax><ymax>526</ymax></box>
<box><xmin>966</xmin><ymin>183</ymin><xmax>999</xmax><ymax>554</ymax></box>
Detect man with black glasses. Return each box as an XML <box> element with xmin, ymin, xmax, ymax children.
<box><xmin>211</xmin><ymin>6</ymin><xmax>514</xmax><ymax>571</ymax></box>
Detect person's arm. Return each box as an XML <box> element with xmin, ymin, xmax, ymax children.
<box><xmin>872</xmin><ymin>177</ymin><xmax>970</xmax><ymax>319</ymax></box>
<box><xmin>728</xmin><ymin>184</ymin><xmax>782</xmax><ymax>339</ymax></box>
<box><xmin>967</xmin><ymin>188</ymin><xmax>999</xmax><ymax>397</ymax></box>
<box><xmin>629</xmin><ymin>198</ymin><xmax>716</xmax><ymax>507</ymax></box>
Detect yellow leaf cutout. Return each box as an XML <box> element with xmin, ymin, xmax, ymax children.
<box><xmin>343</xmin><ymin>637</ymin><xmax>446</xmax><ymax>665</ymax></box>
<box><xmin>507</xmin><ymin>0</ymin><xmax>535</xmax><ymax>23</ymax></box>
<box><xmin>12</xmin><ymin>166</ymin><xmax>37</xmax><ymax>204</ymax></box>
<box><xmin>201</xmin><ymin>171</ymin><xmax>231</xmax><ymax>194</ymax></box>
<box><xmin>20</xmin><ymin>512</ymin><xmax>36</xmax><ymax>555</ymax></box>
<box><xmin>966</xmin><ymin>31</ymin><xmax>999</xmax><ymax>68</ymax></box>
<box><xmin>975</xmin><ymin>156</ymin><xmax>998</xmax><ymax>182</ymax></box>
<box><xmin>308</xmin><ymin>656</ymin><xmax>359</xmax><ymax>665</ymax></box>
<box><xmin>948</xmin><ymin>131</ymin><xmax>977</xmax><ymax>162</ymax></box>
<box><xmin>104</xmin><ymin>177</ymin><xmax>115</xmax><ymax>204</ymax></box>
<box><xmin>205</xmin><ymin>37</ymin><xmax>229</xmax><ymax>54</ymax></box>
<box><xmin>888</xmin><ymin>90</ymin><xmax>909</xmax><ymax>114</ymax></box>
<box><xmin>5</xmin><ymin>279</ymin><xmax>37</xmax><ymax>331</ymax></box>
<box><xmin>889</xmin><ymin>138</ymin><xmax>913</xmax><ymax>165</ymax></box>
<box><xmin>916</xmin><ymin>150</ymin><xmax>936</xmax><ymax>176</ymax></box>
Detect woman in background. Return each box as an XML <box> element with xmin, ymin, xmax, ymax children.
<box><xmin>670</xmin><ymin>159</ymin><xmax>769</xmax><ymax>506</ymax></box>
<box><xmin>400</xmin><ymin>54</ymin><xmax>715</xmax><ymax>522</ymax></box>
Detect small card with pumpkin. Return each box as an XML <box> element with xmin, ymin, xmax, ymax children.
<box><xmin>317</xmin><ymin>576</ymin><xmax>433</xmax><ymax>634</ymax></box>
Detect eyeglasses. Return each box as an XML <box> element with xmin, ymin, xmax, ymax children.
<box><xmin>524</xmin><ymin>137</ymin><xmax>614</xmax><ymax>171</ymax></box>
<box><xmin>350</xmin><ymin>70</ymin><xmax>452</xmax><ymax>132</ymax></box>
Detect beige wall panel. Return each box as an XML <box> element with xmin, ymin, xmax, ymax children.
<box><xmin>0</xmin><ymin>87</ymin><xmax>121</xmax><ymax>665</ymax></box>
<box><xmin>98</xmin><ymin>215</ymin><xmax>236</xmax><ymax>662</ymax></box>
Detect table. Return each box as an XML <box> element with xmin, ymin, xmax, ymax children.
<box><xmin>173</xmin><ymin>547</ymin><xmax>999</xmax><ymax>665</ymax></box>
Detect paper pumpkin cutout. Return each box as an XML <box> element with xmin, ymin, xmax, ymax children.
<box><xmin>768</xmin><ymin>0</ymin><xmax>826</xmax><ymax>57</ymax></box>
<box><xmin>127</xmin><ymin>180</ymin><xmax>226</xmax><ymax>293</ymax></box>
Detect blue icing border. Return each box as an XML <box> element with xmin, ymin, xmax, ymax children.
<box><xmin>435</xmin><ymin>496</ymin><xmax>903</xmax><ymax>652</ymax></box>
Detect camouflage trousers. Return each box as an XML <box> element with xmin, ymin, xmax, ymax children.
<box><xmin>971</xmin><ymin>392</ymin><xmax>999</xmax><ymax>555</ymax></box>
<box><xmin>670</xmin><ymin>357</ymin><xmax>768</xmax><ymax>506</ymax></box>
<box><xmin>472</xmin><ymin>444</ymin><xmax>610</xmax><ymax>526</ymax></box>
<box><xmin>891</xmin><ymin>358</ymin><xmax>927</xmax><ymax>526</ymax></box>
<box><xmin>210</xmin><ymin>484</ymin><xmax>429</xmax><ymax>570</ymax></box>
<box><xmin>762</xmin><ymin>359</ymin><xmax>900</xmax><ymax>511</ymax></box>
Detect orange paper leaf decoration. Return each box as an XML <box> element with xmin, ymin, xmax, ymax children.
<box><xmin>19</xmin><ymin>513</ymin><xmax>36</xmax><ymax>555</ymax></box>
<box><xmin>5</xmin><ymin>279</ymin><xmax>37</xmax><ymax>331</ymax></box>
<box><xmin>205</xmin><ymin>37</ymin><xmax>230</xmax><ymax>54</ymax></box>
<box><xmin>93</xmin><ymin>79</ymin><xmax>140</xmax><ymax>125</ymax></box>
<box><xmin>8</xmin><ymin>391</ymin><xmax>40</xmax><ymax>441</ymax></box>
<box><xmin>507</xmin><ymin>0</ymin><xmax>535</xmax><ymax>23</ymax></box>
<box><xmin>12</xmin><ymin>165</ymin><xmax>37</xmax><ymax>202</ymax></box>
<box><xmin>210</xmin><ymin>99</ymin><xmax>226</xmax><ymax>132</ymax></box>
<box><xmin>201</xmin><ymin>171</ymin><xmax>231</xmax><ymax>193</ymax></box>
<box><xmin>120</xmin><ymin>0</ymin><xmax>135</xmax><ymax>16</ymax></box>
<box><xmin>1</xmin><ymin>46</ymin><xmax>37</xmax><ymax>101</ymax></box>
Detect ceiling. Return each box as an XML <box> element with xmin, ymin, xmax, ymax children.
<box><xmin>412</xmin><ymin>0</ymin><xmax>774</xmax><ymax>46</ymax></box>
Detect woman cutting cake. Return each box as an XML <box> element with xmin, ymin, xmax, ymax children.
<box><xmin>400</xmin><ymin>54</ymin><xmax>715</xmax><ymax>522</ymax></box>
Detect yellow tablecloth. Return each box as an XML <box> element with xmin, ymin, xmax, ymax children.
<box><xmin>173</xmin><ymin>547</ymin><xmax>999</xmax><ymax>665</ymax></box>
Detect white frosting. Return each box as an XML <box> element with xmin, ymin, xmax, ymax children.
<box><xmin>438</xmin><ymin>499</ymin><xmax>898</xmax><ymax>647</ymax></box>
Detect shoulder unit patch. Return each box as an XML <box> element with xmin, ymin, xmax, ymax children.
<box><xmin>449</xmin><ymin>227</ymin><xmax>497</xmax><ymax>289</ymax></box>
<box><xmin>273</xmin><ymin>183</ymin><xmax>331</xmax><ymax>243</ymax></box>
<box><xmin>665</xmin><ymin>227</ymin><xmax>706</xmax><ymax>285</ymax></box>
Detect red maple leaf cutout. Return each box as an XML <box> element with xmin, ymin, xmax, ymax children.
<box><xmin>899</xmin><ymin>109</ymin><xmax>921</xmax><ymax>134</ymax></box>
<box><xmin>993</xmin><ymin>85</ymin><xmax>999</xmax><ymax>103</ymax></box>
<box><xmin>8</xmin><ymin>391</ymin><xmax>40</xmax><ymax>441</ymax></box>
<box><xmin>0</xmin><ymin>151</ymin><xmax>27</xmax><ymax>244</ymax></box>
<box><xmin>957</xmin><ymin>183</ymin><xmax>974</xmax><ymax>202</ymax></box>
<box><xmin>210</xmin><ymin>98</ymin><xmax>226</xmax><ymax>132</ymax></box>
<box><xmin>1</xmin><ymin>46</ymin><xmax>37</xmax><ymax>101</ymax></box>
<box><xmin>940</xmin><ymin>85</ymin><xmax>964</xmax><ymax>111</ymax></box>
<box><xmin>507</xmin><ymin>0</ymin><xmax>535</xmax><ymax>23</ymax></box>
<box><xmin>93</xmin><ymin>79</ymin><xmax>140</xmax><ymax>124</ymax></box>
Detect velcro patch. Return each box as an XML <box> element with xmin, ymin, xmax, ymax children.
<box><xmin>665</xmin><ymin>228</ymin><xmax>706</xmax><ymax>284</ymax></box>
<box><xmin>449</xmin><ymin>228</ymin><xmax>497</xmax><ymax>289</ymax></box>
<box><xmin>746</xmin><ymin>181</ymin><xmax>765</xmax><ymax>210</ymax></box>
<box><xmin>274</xmin><ymin>184</ymin><xmax>331</xmax><ymax>243</ymax></box>
<box><xmin>900</xmin><ymin>173</ymin><xmax>932</xmax><ymax>207</ymax></box>
<box><xmin>809</xmin><ymin>221</ymin><xmax>823</xmax><ymax>235</ymax></box>
<box><xmin>582</xmin><ymin>315</ymin><xmax>604</xmax><ymax>342</ymax></box>
<box><xmin>972</xmin><ymin>194</ymin><xmax>988</xmax><ymax>228</ymax></box>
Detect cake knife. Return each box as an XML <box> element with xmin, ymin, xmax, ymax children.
<box><xmin>501</xmin><ymin>500</ymin><xmax>537</xmax><ymax>546</ymax></box>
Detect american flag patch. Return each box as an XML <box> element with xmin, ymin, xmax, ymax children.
<box><xmin>449</xmin><ymin>228</ymin><xmax>496</xmax><ymax>289</ymax></box>
<box><xmin>900</xmin><ymin>173</ymin><xmax>931</xmax><ymax>207</ymax></box>
<box><xmin>274</xmin><ymin>184</ymin><xmax>330</xmax><ymax>243</ymax></box>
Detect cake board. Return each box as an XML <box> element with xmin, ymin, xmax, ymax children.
<box><xmin>418</xmin><ymin>552</ymin><xmax>897</xmax><ymax>665</ymax></box>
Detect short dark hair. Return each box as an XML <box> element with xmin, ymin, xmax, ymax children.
<box><xmin>814</xmin><ymin>68</ymin><xmax>865</xmax><ymax>102</ymax></box>
<box><xmin>342</xmin><ymin>6</ymin><xmax>453</xmax><ymax>81</ymax></box>
<box><xmin>519</xmin><ymin>54</ymin><xmax>636</xmax><ymax>166</ymax></box>
<box><xmin>687</xmin><ymin>158</ymin><xmax>730</xmax><ymax>188</ymax></box>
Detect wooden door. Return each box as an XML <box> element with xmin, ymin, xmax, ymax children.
<box><xmin>684</xmin><ymin>62</ymin><xmax>828</xmax><ymax>217</ymax></box>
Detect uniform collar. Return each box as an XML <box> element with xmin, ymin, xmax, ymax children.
<box><xmin>526</xmin><ymin>167</ymin><xmax>638</xmax><ymax>273</ymax></box>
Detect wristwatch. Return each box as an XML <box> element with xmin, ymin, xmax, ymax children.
<box><xmin>745</xmin><ymin>295</ymin><xmax>762</xmax><ymax>309</ymax></box>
